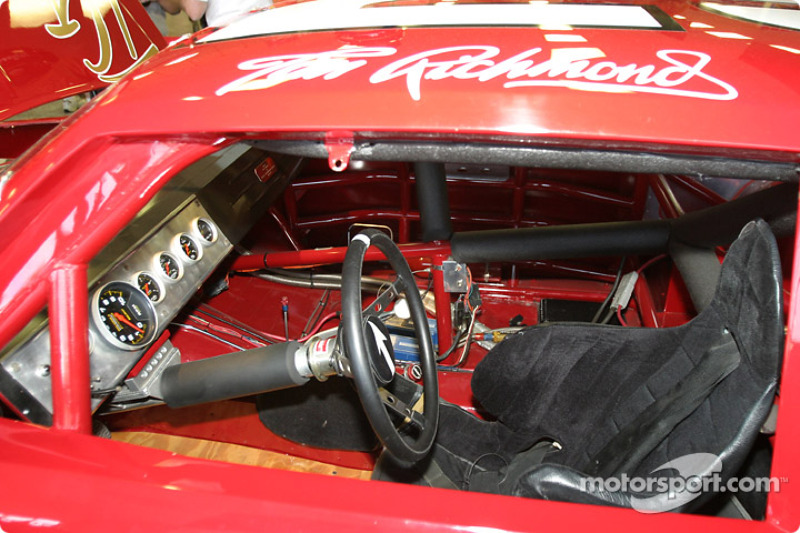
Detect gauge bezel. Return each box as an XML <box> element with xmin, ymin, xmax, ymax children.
<box><xmin>135</xmin><ymin>271</ymin><xmax>164</xmax><ymax>304</ymax></box>
<box><xmin>91</xmin><ymin>281</ymin><xmax>158</xmax><ymax>351</ymax></box>
<box><xmin>156</xmin><ymin>251</ymin><xmax>183</xmax><ymax>282</ymax></box>
<box><xmin>174</xmin><ymin>233</ymin><xmax>202</xmax><ymax>262</ymax></box>
<box><xmin>194</xmin><ymin>217</ymin><xmax>218</xmax><ymax>244</ymax></box>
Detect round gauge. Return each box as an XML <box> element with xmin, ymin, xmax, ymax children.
<box><xmin>158</xmin><ymin>252</ymin><xmax>182</xmax><ymax>280</ymax></box>
<box><xmin>178</xmin><ymin>234</ymin><xmax>201</xmax><ymax>261</ymax></box>
<box><xmin>92</xmin><ymin>281</ymin><xmax>157</xmax><ymax>350</ymax></box>
<box><xmin>195</xmin><ymin>218</ymin><xmax>217</xmax><ymax>243</ymax></box>
<box><xmin>136</xmin><ymin>272</ymin><xmax>162</xmax><ymax>303</ymax></box>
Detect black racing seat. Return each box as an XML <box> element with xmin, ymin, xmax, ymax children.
<box><xmin>376</xmin><ymin>219</ymin><xmax>783</xmax><ymax>513</ymax></box>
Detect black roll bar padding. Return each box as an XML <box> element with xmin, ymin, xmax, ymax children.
<box><xmin>669</xmin><ymin>242</ymin><xmax>722</xmax><ymax>313</ymax></box>
<box><xmin>414</xmin><ymin>162</ymin><xmax>453</xmax><ymax>242</ymax></box>
<box><xmin>451</xmin><ymin>220</ymin><xmax>672</xmax><ymax>263</ymax></box>
<box><xmin>161</xmin><ymin>341</ymin><xmax>308</xmax><ymax>408</ymax></box>
<box><xmin>451</xmin><ymin>183</ymin><xmax>798</xmax><ymax>264</ymax></box>
<box><xmin>670</xmin><ymin>182</ymin><xmax>798</xmax><ymax>248</ymax></box>
<box><xmin>668</xmin><ymin>183</ymin><xmax>796</xmax><ymax>313</ymax></box>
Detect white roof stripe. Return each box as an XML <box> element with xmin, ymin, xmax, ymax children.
<box><xmin>202</xmin><ymin>1</ymin><xmax>664</xmax><ymax>43</ymax></box>
<box><xmin>702</xmin><ymin>2</ymin><xmax>800</xmax><ymax>31</ymax></box>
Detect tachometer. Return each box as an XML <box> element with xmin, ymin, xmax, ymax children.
<box><xmin>92</xmin><ymin>281</ymin><xmax>157</xmax><ymax>350</ymax></box>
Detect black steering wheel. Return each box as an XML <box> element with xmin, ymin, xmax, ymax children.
<box><xmin>341</xmin><ymin>229</ymin><xmax>439</xmax><ymax>464</ymax></box>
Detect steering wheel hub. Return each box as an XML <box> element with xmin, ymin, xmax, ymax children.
<box><xmin>364</xmin><ymin>316</ymin><xmax>396</xmax><ymax>385</ymax></box>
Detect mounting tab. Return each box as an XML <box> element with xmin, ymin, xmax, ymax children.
<box><xmin>324</xmin><ymin>131</ymin><xmax>354</xmax><ymax>172</ymax></box>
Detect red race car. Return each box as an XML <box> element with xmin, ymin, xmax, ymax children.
<box><xmin>1</xmin><ymin>0</ymin><xmax>799</xmax><ymax>530</ymax></box>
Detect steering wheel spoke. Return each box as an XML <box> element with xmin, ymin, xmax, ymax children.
<box><xmin>362</xmin><ymin>278</ymin><xmax>401</xmax><ymax>318</ymax></box>
<box><xmin>379</xmin><ymin>388</ymin><xmax>427</xmax><ymax>431</ymax></box>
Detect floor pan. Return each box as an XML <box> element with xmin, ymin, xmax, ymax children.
<box><xmin>112</xmin><ymin>431</ymin><xmax>373</xmax><ymax>481</ymax></box>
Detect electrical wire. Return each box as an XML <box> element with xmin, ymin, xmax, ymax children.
<box><xmin>299</xmin><ymin>312</ymin><xmax>340</xmax><ymax>342</ymax></box>
<box><xmin>436</xmin><ymin>324</ymin><xmax>465</xmax><ymax>362</ymax></box>
<box><xmin>172</xmin><ymin>323</ymin><xmax>247</xmax><ymax>351</ymax></box>
<box><xmin>186</xmin><ymin>315</ymin><xmax>266</xmax><ymax>348</ymax></box>
<box><xmin>592</xmin><ymin>254</ymin><xmax>669</xmax><ymax>326</ymax></box>
<box><xmin>189</xmin><ymin>267</ymin><xmax>426</xmax><ymax>349</ymax></box>
<box><xmin>251</xmin><ymin>269</ymin><xmax>387</xmax><ymax>291</ymax></box>
<box><xmin>452</xmin><ymin>305</ymin><xmax>480</xmax><ymax>367</ymax></box>
<box><xmin>195</xmin><ymin>305</ymin><xmax>276</xmax><ymax>344</ymax></box>
<box><xmin>301</xmin><ymin>289</ymin><xmax>331</xmax><ymax>338</ymax></box>
<box><xmin>471</xmin><ymin>326</ymin><xmax>524</xmax><ymax>337</ymax></box>
<box><xmin>463</xmin><ymin>266</ymin><xmax>475</xmax><ymax>314</ymax></box>
<box><xmin>416</xmin><ymin>268</ymin><xmax>434</xmax><ymax>301</ymax></box>
<box><xmin>599</xmin><ymin>307</ymin><xmax>617</xmax><ymax>325</ymax></box>
<box><xmin>186</xmin><ymin>309</ymin><xmax>340</xmax><ymax>345</ymax></box>
<box><xmin>435</xmin><ymin>366</ymin><xmax>475</xmax><ymax>373</ymax></box>
<box><xmin>591</xmin><ymin>256</ymin><xmax>627</xmax><ymax>323</ymax></box>
<box><xmin>637</xmin><ymin>254</ymin><xmax>668</xmax><ymax>275</ymax></box>
<box><xmin>616</xmin><ymin>305</ymin><xmax>627</xmax><ymax>327</ymax></box>
<box><xmin>610</xmin><ymin>254</ymin><xmax>668</xmax><ymax>327</ymax></box>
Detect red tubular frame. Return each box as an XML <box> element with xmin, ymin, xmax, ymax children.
<box><xmin>231</xmin><ymin>242</ymin><xmax>457</xmax><ymax>356</ymax></box>
<box><xmin>268</xmin><ymin>207</ymin><xmax>303</xmax><ymax>251</ymax></box>
<box><xmin>49</xmin><ymin>265</ymin><xmax>92</xmax><ymax>434</ymax></box>
<box><xmin>231</xmin><ymin>241</ymin><xmax>451</xmax><ymax>271</ymax></box>
<box><xmin>633</xmin><ymin>273</ymin><xmax>660</xmax><ymax>328</ymax></box>
<box><xmin>432</xmin><ymin>253</ymin><xmax>453</xmax><ymax>356</ymax></box>
<box><xmin>650</xmin><ymin>175</ymin><xmax>685</xmax><ymax>219</ymax></box>
<box><xmin>667</xmin><ymin>174</ymin><xmax>727</xmax><ymax>206</ymax></box>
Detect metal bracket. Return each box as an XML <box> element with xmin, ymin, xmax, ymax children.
<box><xmin>348</xmin><ymin>223</ymin><xmax>393</xmax><ymax>243</ymax></box>
<box><xmin>442</xmin><ymin>261</ymin><xmax>470</xmax><ymax>293</ymax></box>
<box><xmin>324</xmin><ymin>131</ymin><xmax>354</xmax><ymax>172</ymax></box>
<box><xmin>107</xmin><ymin>340</ymin><xmax>180</xmax><ymax>406</ymax></box>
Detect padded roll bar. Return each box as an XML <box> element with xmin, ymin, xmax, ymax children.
<box><xmin>414</xmin><ymin>162</ymin><xmax>453</xmax><ymax>242</ymax></box>
<box><xmin>451</xmin><ymin>183</ymin><xmax>797</xmax><ymax>263</ymax></box>
<box><xmin>451</xmin><ymin>220</ymin><xmax>671</xmax><ymax>263</ymax></box>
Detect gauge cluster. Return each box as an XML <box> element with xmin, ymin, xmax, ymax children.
<box><xmin>2</xmin><ymin>200</ymin><xmax>232</xmax><ymax>420</ymax></box>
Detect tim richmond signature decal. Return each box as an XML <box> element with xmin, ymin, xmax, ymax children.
<box><xmin>216</xmin><ymin>46</ymin><xmax>738</xmax><ymax>102</ymax></box>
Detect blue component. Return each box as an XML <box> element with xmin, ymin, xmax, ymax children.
<box><xmin>389</xmin><ymin>318</ymin><xmax>438</xmax><ymax>363</ymax></box>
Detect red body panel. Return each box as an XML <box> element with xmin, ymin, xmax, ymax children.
<box><xmin>0</xmin><ymin>417</ymin><xmax>782</xmax><ymax>532</ymax></box>
<box><xmin>30</xmin><ymin>4</ymin><xmax>799</xmax><ymax>154</ymax></box>
<box><xmin>0</xmin><ymin>0</ymin><xmax>164</xmax><ymax>121</ymax></box>
<box><xmin>0</xmin><ymin>1</ymin><xmax>798</xmax><ymax>531</ymax></box>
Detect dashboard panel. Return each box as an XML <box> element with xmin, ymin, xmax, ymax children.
<box><xmin>0</xmin><ymin>145</ymin><xmax>301</xmax><ymax>425</ymax></box>
<box><xmin>0</xmin><ymin>199</ymin><xmax>232</xmax><ymax>423</ymax></box>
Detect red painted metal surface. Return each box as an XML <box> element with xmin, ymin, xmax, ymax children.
<box><xmin>0</xmin><ymin>1</ymin><xmax>798</xmax><ymax>531</ymax></box>
<box><xmin>0</xmin><ymin>0</ymin><xmax>164</xmax><ymax>121</ymax></box>
<box><xmin>0</xmin><ymin>120</ymin><xmax>61</xmax><ymax>159</ymax></box>
<box><xmin>432</xmin><ymin>253</ymin><xmax>454</xmax><ymax>356</ymax></box>
<box><xmin>288</xmin><ymin>163</ymin><xmax>645</xmax><ymax>246</ymax></box>
<box><xmin>268</xmin><ymin>207</ymin><xmax>302</xmax><ymax>251</ymax></box>
<box><xmin>49</xmin><ymin>265</ymin><xmax>91</xmax><ymax>434</ymax></box>
<box><xmin>0</xmin><ymin>416</ymin><xmax>779</xmax><ymax>533</ymax></box>
<box><xmin>0</xmin><ymin>136</ymin><xmax>226</xmax><ymax>352</ymax></box>
<box><xmin>232</xmin><ymin>241</ymin><xmax>451</xmax><ymax>270</ymax></box>
<box><xmin>634</xmin><ymin>273</ymin><xmax>661</xmax><ymax>329</ymax></box>
<box><xmin>1</xmin><ymin>169</ymin><xmax>795</xmax><ymax>533</ymax></box>
<box><xmin>37</xmin><ymin>3</ymin><xmax>799</xmax><ymax>157</ymax></box>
